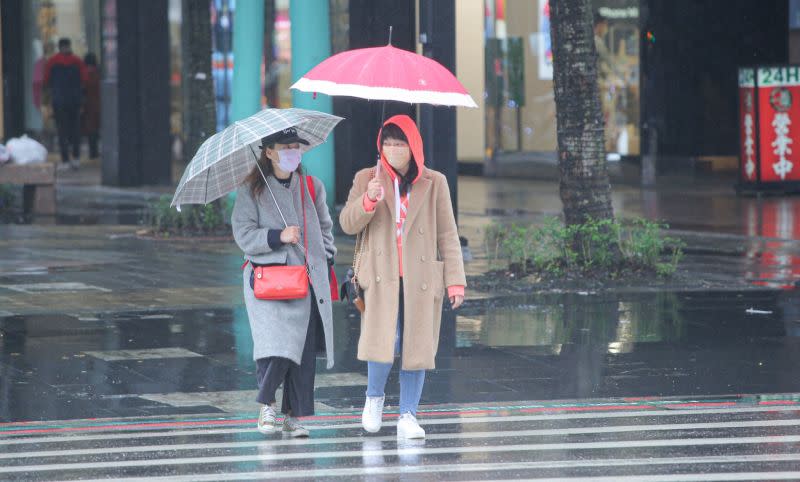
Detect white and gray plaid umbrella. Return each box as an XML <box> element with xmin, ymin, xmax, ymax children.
<box><xmin>171</xmin><ymin>108</ymin><xmax>343</xmax><ymax>207</ymax></box>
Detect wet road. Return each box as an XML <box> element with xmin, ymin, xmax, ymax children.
<box><xmin>2</xmin><ymin>398</ymin><xmax>800</xmax><ymax>480</ymax></box>
<box><xmin>4</xmin><ymin>176</ymin><xmax>800</xmax><ymax>479</ymax></box>
<box><xmin>456</xmin><ymin>175</ymin><xmax>800</xmax><ymax>237</ymax></box>
<box><xmin>2</xmin><ymin>288</ymin><xmax>800</xmax><ymax>423</ymax></box>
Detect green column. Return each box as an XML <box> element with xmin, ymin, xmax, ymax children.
<box><xmin>290</xmin><ymin>0</ymin><xmax>335</xmax><ymax>207</ymax></box>
<box><xmin>230</xmin><ymin>1</ymin><xmax>264</xmax><ymax>360</ymax></box>
<box><xmin>229</xmin><ymin>0</ymin><xmax>264</xmax><ymax>205</ymax></box>
<box><xmin>231</xmin><ymin>0</ymin><xmax>265</xmax><ymax>122</ymax></box>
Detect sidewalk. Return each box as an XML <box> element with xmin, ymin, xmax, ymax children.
<box><xmin>48</xmin><ymin>162</ymin><xmax>782</xmax><ymax>235</ymax></box>
<box><xmin>45</xmin><ymin>163</ymin><xmax>800</xmax><ymax>291</ymax></box>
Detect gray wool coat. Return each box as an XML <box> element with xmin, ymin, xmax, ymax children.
<box><xmin>231</xmin><ymin>174</ymin><xmax>336</xmax><ymax>369</ymax></box>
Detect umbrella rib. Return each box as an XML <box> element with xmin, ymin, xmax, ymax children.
<box><xmin>203</xmin><ymin>161</ymin><xmax>211</xmax><ymax>205</ymax></box>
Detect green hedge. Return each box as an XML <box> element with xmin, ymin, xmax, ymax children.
<box><xmin>484</xmin><ymin>216</ymin><xmax>684</xmax><ymax>277</ymax></box>
<box><xmin>142</xmin><ymin>196</ymin><xmax>232</xmax><ymax>237</ymax></box>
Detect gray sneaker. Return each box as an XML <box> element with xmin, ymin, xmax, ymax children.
<box><xmin>283</xmin><ymin>416</ymin><xmax>310</xmax><ymax>438</ymax></box>
<box><xmin>257</xmin><ymin>405</ymin><xmax>278</xmax><ymax>434</ymax></box>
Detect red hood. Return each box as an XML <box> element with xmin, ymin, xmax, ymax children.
<box><xmin>376</xmin><ymin>114</ymin><xmax>425</xmax><ymax>184</ymax></box>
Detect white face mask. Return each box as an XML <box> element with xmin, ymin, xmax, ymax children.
<box><xmin>383</xmin><ymin>146</ymin><xmax>411</xmax><ymax>170</ymax></box>
<box><xmin>277</xmin><ymin>148</ymin><xmax>302</xmax><ymax>172</ymax></box>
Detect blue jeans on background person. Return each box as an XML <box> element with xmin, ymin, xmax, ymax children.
<box><xmin>366</xmin><ymin>282</ymin><xmax>426</xmax><ymax>416</ymax></box>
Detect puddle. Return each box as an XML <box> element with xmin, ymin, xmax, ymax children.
<box><xmin>457</xmin><ymin>290</ymin><xmax>798</xmax><ymax>350</ymax></box>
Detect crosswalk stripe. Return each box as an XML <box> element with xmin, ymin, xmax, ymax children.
<box><xmin>6</xmin><ymin>417</ymin><xmax>800</xmax><ymax>459</ymax></box>
<box><xmin>3</xmin><ymin>404</ymin><xmax>799</xmax><ymax>443</ymax></box>
<box><xmin>5</xmin><ymin>434</ymin><xmax>800</xmax><ymax>474</ymax></box>
<box><xmin>37</xmin><ymin>454</ymin><xmax>800</xmax><ymax>481</ymax></box>
<box><xmin>503</xmin><ymin>474</ymin><xmax>800</xmax><ymax>482</ymax></box>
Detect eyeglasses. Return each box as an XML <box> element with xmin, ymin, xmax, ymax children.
<box><xmin>382</xmin><ymin>141</ymin><xmax>408</xmax><ymax>148</ymax></box>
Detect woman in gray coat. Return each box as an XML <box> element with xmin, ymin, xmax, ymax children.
<box><xmin>232</xmin><ymin>127</ymin><xmax>336</xmax><ymax>438</ymax></box>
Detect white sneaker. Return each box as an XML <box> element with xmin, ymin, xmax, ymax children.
<box><xmin>257</xmin><ymin>404</ymin><xmax>277</xmax><ymax>434</ymax></box>
<box><xmin>57</xmin><ymin>163</ymin><xmax>72</xmax><ymax>172</ymax></box>
<box><xmin>396</xmin><ymin>412</ymin><xmax>425</xmax><ymax>439</ymax></box>
<box><xmin>282</xmin><ymin>416</ymin><xmax>310</xmax><ymax>438</ymax></box>
<box><xmin>362</xmin><ymin>395</ymin><xmax>385</xmax><ymax>433</ymax></box>
<box><xmin>70</xmin><ymin>159</ymin><xmax>80</xmax><ymax>170</ymax></box>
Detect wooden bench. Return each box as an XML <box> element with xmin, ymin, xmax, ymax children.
<box><xmin>0</xmin><ymin>163</ymin><xmax>56</xmax><ymax>215</ymax></box>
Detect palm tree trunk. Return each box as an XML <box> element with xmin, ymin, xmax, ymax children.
<box><xmin>181</xmin><ymin>0</ymin><xmax>216</xmax><ymax>161</ymax></box>
<box><xmin>549</xmin><ymin>0</ymin><xmax>615</xmax><ymax>227</ymax></box>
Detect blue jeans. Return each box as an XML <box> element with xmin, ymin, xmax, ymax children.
<box><xmin>366</xmin><ymin>283</ymin><xmax>426</xmax><ymax>416</ymax></box>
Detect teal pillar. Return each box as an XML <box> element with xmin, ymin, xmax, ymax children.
<box><xmin>231</xmin><ymin>0</ymin><xmax>265</xmax><ymax>122</ymax></box>
<box><xmin>290</xmin><ymin>0</ymin><xmax>335</xmax><ymax>207</ymax></box>
<box><xmin>230</xmin><ymin>1</ymin><xmax>264</xmax><ymax>358</ymax></box>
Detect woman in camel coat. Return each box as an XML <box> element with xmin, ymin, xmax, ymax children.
<box><xmin>339</xmin><ymin>114</ymin><xmax>466</xmax><ymax>439</ymax></box>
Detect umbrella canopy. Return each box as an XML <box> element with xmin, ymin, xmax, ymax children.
<box><xmin>290</xmin><ymin>45</ymin><xmax>477</xmax><ymax>108</ymax></box>
<box><xmin>171</xmin><ymin>108</ymin><xmax>342</xmax><ymax>207</ymax></box>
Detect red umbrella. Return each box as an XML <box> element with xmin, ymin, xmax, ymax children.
<box><xmin>290</xmin><ymin>43</ymin><xmax>477</xmax><ymax>108</ymax></box>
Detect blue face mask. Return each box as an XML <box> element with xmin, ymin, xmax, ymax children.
<box><xmin>277</xmin><ymin>148</ymin><xmax>302</xmax><ymax>172</ymax></box>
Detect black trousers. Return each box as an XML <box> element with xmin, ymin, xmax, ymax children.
<box><xmin>255</xmin><ymin>293</ymin><xmax>323</xmax><ymax>417</ymax></box>
<box><xmin>53</xmin><ymin>104</ymin><xmax>81</xmax><ymax>163</ymax></box>
<box><xmin>86</xmin><ymin>132</ymin><xmax>99</xmax><ymax>159</ymax></box>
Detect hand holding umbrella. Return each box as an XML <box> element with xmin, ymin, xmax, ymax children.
<box><xmin>366</xmin><ymin>175</ymin><xmax>384</xmax><ymax>203</ymax></box>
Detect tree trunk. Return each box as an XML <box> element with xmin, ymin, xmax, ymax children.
<box><xmin>263</xmin><ymin>0</ymin><xmax>277</xmax><ymax>107</ymax></box>
<box><xmin>181</xmin><ymin>0</ymin><xmax>217</xmax><ymax>162</ymax></box>
<box><xmin>549</xmin><ymin>0</ymin><xmax>615</xmax><ymax>227</ymax></box>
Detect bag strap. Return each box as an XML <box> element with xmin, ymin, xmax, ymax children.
<box><xmin>262</xmin><ymin>171</ymin><xmax>309</xmax><ymax>268</ymax></box>
<box><xmin>249</xmin><ymin>147</ymin><xmax>309</xmax><ymax>270</ymax></box>
<box><xmin>306</xmin><ymin>176</ymin><xmax>317</xmax><ymax>203</ymax></box>
<box><xmin>352</xmin><ymin>168</ymin><xmax>376</xmax><ymax>283</ymax></box>
<box><xmin>300</xmin><ymin>174</ymin><xmax>309</xmax><ymax>268</ymax></box>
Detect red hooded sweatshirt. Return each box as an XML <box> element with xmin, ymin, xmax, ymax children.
<box><xmin>363</xmin><ymin>115</ymin><xmax>464</xmax><ymax>298</ymax></box>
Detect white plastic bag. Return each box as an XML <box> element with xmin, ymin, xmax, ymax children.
<box><xmin>7</xmin><ymin>135</ymin><xmax>48</xmax><ymax>165</ymax></box>
<box><xmin>0</xmin><ymin>144</ymin><xmax>9</xmax><ymax>164</ymax></box>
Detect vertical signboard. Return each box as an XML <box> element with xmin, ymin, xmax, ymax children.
<box><xmin>537</xmin><ymin>0</ymin><xmax>552</xmax><ymax>80</ymax></box>
<box><xmin>756</xmin><ymin>66</ymin><xmax>800</xmax><ymax>182</ymax></box>
<box><xmin>739</xmin><ymin>68</ymin><xmax>756</xmax><ymax>182</ymax></box>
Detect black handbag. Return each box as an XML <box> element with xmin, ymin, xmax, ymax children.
<box><xmin>341</xmin><ymin>226</ymin><xmax>367</xmax><ymax>313</ymax></box>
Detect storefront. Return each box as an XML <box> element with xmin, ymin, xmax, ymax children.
<box><xmin>464</xmin><ymin>0</ymin><xmax>640</xmax><ymax>171</ymax></box>
<box><xmin>0</xmin><ymin>8</ymin><xmax>4</xmax><ymax>140</ymax></box>
<box><xmin>17</xmin><ymin>0</ymin><xmax>101</xmax><ymax>145</ymax></box>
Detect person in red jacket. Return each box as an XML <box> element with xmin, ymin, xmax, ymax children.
<box><xmin>44</xmin><ymin>38</ymin><xmax>87</xmax><ymax>170</ymax></box>
<box><xmin>81</xmin><ymin>53</ymin><xmax>101</xmax><ymax>159</ymax></box>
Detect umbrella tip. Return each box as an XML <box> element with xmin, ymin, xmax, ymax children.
<box><xmin>388</xmin><ymin>25</ymin><xmax>393</xmax><ymax>46</ymax></box>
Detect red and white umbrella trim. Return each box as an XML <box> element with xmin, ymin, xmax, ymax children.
<box><xmin>292</xmin><ymin>78</ymin><xmax>478</xmax><ymax>108</ymax></box>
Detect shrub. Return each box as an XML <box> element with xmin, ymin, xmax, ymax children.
<box><xmin>142</xmin><ymin>195</ymin><xmax>230</xmax><ymax>236</ymax></box>
<box><xmin>483</xmin><ymin>216</ymin><xmax>684</xmax><ymax>278</ymax></box>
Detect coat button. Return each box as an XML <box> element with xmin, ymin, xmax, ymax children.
<box><xmin>418</xmin><ymin>227</ymin><xmax>424</xmax><ymax>234</ymax></box>
<box><xmin>319</xmin><ymin>299</ymin><xmax>324</xmax><ymax>304</ymax></box>
<box><xmin>421</xmin><ymin>283</ymin><xmax>428</xmax><ymax>291</ymax></box>
<box><xmin>376</xmin><ymin>276</ymin><xmax>382</xmax><ymax>283</ymax></box>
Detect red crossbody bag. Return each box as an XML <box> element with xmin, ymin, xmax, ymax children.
<box><xmin>251</xmin><ymin>174</ymin><xmax>311</xmax><ymax>301</ymax></box>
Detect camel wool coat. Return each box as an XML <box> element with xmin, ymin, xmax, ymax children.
<box><xmin>340</xmin><ymin>166</ymin><xmax>466</xmax><ymax>370</ymax></box>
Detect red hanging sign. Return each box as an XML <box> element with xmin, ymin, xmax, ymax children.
<box><xmin>756</xmin><ymin>66</ymin><xmax>800</xmax><ymax>182</ymax></box>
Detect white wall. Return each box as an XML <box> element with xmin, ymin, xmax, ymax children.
<box><xmin>456</xmin><ymin>0</ymin><xmax>486</xmax><ymax>164</ymax></box>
